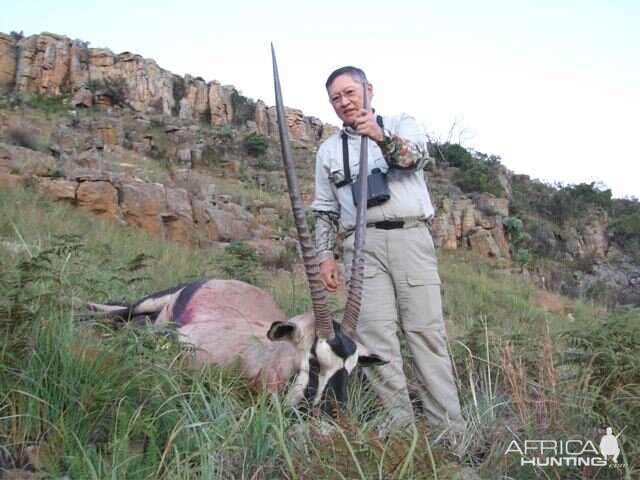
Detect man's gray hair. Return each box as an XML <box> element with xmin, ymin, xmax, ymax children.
<box><xmin>325</xmin><ymin>66</ymin><xmax>368</xmax><ymax>92</ymax></box>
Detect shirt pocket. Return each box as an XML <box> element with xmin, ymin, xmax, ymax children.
<box><xmin>372</xmin><ymin>155</ymin><xmax>389</xmax><ymax>174</ymax></box>
<box><xmin>330</xmin><ymin>167</ymin><xmax>346</xmax><ymax>186</ymax></box>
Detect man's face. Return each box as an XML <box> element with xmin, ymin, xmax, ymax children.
<box><xmin>327</xmin><ymin>74</ymin><xmax>372</xmax><ymax>127</ymax></box>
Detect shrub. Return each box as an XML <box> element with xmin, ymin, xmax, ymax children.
<box><xmin>504</xmin><ymin>217</ymin><xmax>531</xmax><ymax>245</ymax></box>
<box><xmin>609</xmin><ymin>211</ymin><xmax>640</xmax><ymax>261</ymax></box>
<box><xmin>610</xmin><ymin>212</ymin><xmax>640</xmax><ymax>243</ymax></box>
<box><xmin>504</xmin><ymin>216</ymin><xmax>533</xmax><ymax>267</ymax></box>
<box><xmin>509</xmin><ymin>178</ymin><xmax>556</xmax><ymax>218</ymax></box>
<box><xmin>561</xmin><ymin>306</ymin><xmax>640</xmax><ymax>438</ymax></box>
<box><xmin>275</xmin><ymin>248</ymin><xmax>297</xmax><ymax>270</ymax></box>
<box><xmin>221</xmin><ymin>242</ymin><xmax>263</xmax><ymax>285</ymax></box>
<box><xmin>105</xmin><ymin>76</ymin><xmax>129</xmax><ymax>106</ymax></box>
<box><xmin>243</xmin><ymin>132</ymin><xmax>269</xmax><ymax>157</ymax></box>
<box><xmin>231</xmin><ymin>90</ymin><xmax>256</xmax><ymax>125</ymax></box>
<box><xmin>21</xmin><ymin>94</ymin><xmax>66</xmax><ymax>115</ymax></box>
<box><xmin>453</xmin><ymin>162</ymin><xmax>504</xmax><ymax>197</ymax></box>
<box><xmin>90</xmin><ymin>76</ymin><xmax>129</xmax><ymax>106</ymax></box>
<box><xmin>434</xmin><ymin>142</ymin><xmax>471</xmax><ymax>167</ymax></box>
<box><xmin>548</xmin><ymin>182</ymin><xmax>613</xmax><ymax>225</ymax></box>
<box><xmin>436</xmin><ymin>143</ymin><xmax>505</xmax><ymax>196</ymax></box>
<box><xmin>514</xmin><ymin>249</ymin><xmax>531</xmax><ymax>267</ymax></box>
<box><xmin>171</xmin><ymin>75</ymin><xmax>185</xmax><ymax>115</ymax></box>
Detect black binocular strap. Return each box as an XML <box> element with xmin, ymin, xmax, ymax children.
<box><xmin>336</xmin><ymin>115</ymin><xmax>384</xmax><ymax>188</ymax></box>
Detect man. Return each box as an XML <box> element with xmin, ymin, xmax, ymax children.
<box><xmin>311</xmin><ymin>66</ymin><xmax>465</xmax><ymax>435</ymax></box>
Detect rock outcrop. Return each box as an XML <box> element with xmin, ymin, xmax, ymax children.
<box><xmin>432</xmin><ymin>193</ymin><xmax>511</xmax><ymax>258</ymax></box>
<box><xmin>0</xmin><ymin>33</ymin><xmax>17</xmax><ymax>94</ymax></box>
<box><xmin>0</xmin><ymin>142</ymin><xmax>288</xmax><ymax>248</ymax></box>
<box><xmin>1</xmin><ymin>32</ymin><xmax>334</xmax><ymax>142</ymax></box>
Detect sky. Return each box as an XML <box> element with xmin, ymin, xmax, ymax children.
<box><xmin>3</xmin><ymin>0</ymin><xmax>639</xmax><ymax>199</ymax></box>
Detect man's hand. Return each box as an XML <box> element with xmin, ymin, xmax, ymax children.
<box><xmin>319</xmin><ymin>258</ymin><xmax>341</xmax><ymax>292</ymax></box>
<box><xmin>353</xmin><ymin>109</ymin><xmax>384</xmax><ymax>142</ymax></box>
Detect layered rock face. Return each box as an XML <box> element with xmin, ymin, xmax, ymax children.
<box><xmin>0</xmin><ymin>33</ymin><xmax>17</xmax><ymax>94</ymax></box>
<box><xmin>0</xmin><ymin>142</ymin><xmax>288</xmax><ymax>258</ymax></box>
<box><xmin>2</xmin><ymin>32</ymin><xmax>333</xmax><ymax>142</ymax></box>
<box><xmin>432</xmin><ymin>194</ymin><xmax>511</xmax><ymax>258</ymax></box>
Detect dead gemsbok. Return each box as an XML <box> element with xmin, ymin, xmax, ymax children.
<box><xmin>88</xmin><ymin>46</ymin><xmax>384</xmax><ymax>414</ymax></box>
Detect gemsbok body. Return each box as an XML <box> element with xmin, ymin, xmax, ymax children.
<box><xmin>89</xmin><ymin>47</ymin><xmax>383</xmax><ymax>414</ymax></box>
<box><xmin>89</xmin><ymin>279</ymin><xmax>383</xmax><ymax>411</ymax></box>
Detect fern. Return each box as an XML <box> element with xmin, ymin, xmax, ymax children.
<box><xmin>560</xmin><ymin>305</ymin><xmax>640</xmax><ymax>438</ymax></box>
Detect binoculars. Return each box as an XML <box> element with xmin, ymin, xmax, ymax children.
<box><xmin>351</xmin><ymin>168</ymin><xmax>390</xmax><ymax>208</ymax></box>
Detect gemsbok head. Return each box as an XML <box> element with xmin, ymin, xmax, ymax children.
<box><xmin>88</xmin><ymin>46</ymin><xmax>385</xmax><ymax>415</ymax></box>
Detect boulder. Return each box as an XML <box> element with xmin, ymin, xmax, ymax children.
<box><xmin>120</xmin><ymin>182</ymin><xmax>166</xmax><ymax>237</ymax></box>
<box><xmin>76</xmin><ymin>180</ymin><xmax>119</xmax><ymax>221</ymax></box>
<box><xmin>34</xmin><ymin>177</ymin><xmax>76</xmax><ymax>201</ymax></box>
<box><xmin>467</xmin><ymin>227</ymin><xmax>501</xmax><ymax>257</ymax></box>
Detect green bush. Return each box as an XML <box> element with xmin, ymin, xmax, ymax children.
<box><xmin>504</xmin><ymin>217</ymin><xmax>531</xmax><ymax>245</ymax></box>
<box><xmin>436</xmin><ymin>143</ymin><xmax>505</xmax><ymax>196</ymax></box>
<box><xmin>217</xmin><ymin>125</ymin><xmax>234</xmax><ymax>141</ymax></box>
<box><xmin>231</xmin><ymin>90</ymin><xmax>256</xmax><ymax>125</ymax></box>
<box><xmin>561</xmin><ymin>306</ymin><xmax>640</xmax><ymax>439</ymax></box>
<box><xmin>20</xmin><ymin>94</ymin><xmax>67</xmax><ymax>115</ymax></box>
<box><xmin>453</xmin><ymin>162</ymin><xmax>504</xmax><ymax>197</ymax></box>
<box><xmin>434</xmin><ymin>142</ymin><xmax>471</xmax><ymax>167</ymax></box>
<box><xmin>505</xmin><ymin>217</ymin><xmax>533</xmax><ymax>267</ymax></box>
<box><xmin>514</xmin><ymin>249</ymin><xmax>531</xmax><ymax>267</ymax></box>
<box><xmin>90</xmin><ymin>76</ymin><xmax>129</xmax><ymax>106</ymax></box>
<box><xmin>546</xmin><ymin>182</ymin><xmax>613</xmax><ymax>225</ymax></box>
<box><xmin>243</xmin><ymin>132</ymin><xmax>269</xmax><ymax>157</ymax></box>
<box><xmin>610</xmin><ymin>212</ymin><xmax>640</xmax><ymax>243</ymax></box>
<box><xmin>610</xmin><ymin>211</ymin><xmax>640</xmax><ymax>261</ymax></box>
<box><xmin>221</xmin><ymin>241</ymin><xmax>263</xmax><ymax>285</ymax></box>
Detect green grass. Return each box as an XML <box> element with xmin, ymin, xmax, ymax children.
<box><xmin>1</xmin><ymin>187</ymin><xmax>638</xmax><ymax>479</ymax></box>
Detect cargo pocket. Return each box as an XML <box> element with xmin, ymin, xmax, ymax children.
<box><xmin>345</xmin><ymin>263</ymin><xmax>377</xmax><ymax>286</ymax></box>
<box><xmin>401</xmin><ymin>269</ymin><xmax>444</xmax><ymax>332</ymax></box>
<box><xmin>406</xmin><ymin>269</ymin><xmax>441</xmax><ymax>288</ymax></box>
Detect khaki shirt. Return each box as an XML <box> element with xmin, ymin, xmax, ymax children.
<box><xmin>311</xmin><ymin>113</ymin><xmax>434</xmax><ymax>260</ymax></box>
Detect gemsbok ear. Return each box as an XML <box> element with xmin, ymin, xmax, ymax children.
<box><xmin>267</xmin><ymin>322</ymin><xmax>297</xmax><ymax>341</ymax></box>
<box><xmin>356</xmin><ymin>342</ymin><xmax>388</xmax><ymax>366</ymax></box>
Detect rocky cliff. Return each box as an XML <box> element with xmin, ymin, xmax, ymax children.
<box><xmin>0</xmin><ymin>32</ymin><xmax>334</xmax><ymax>143</ymax></box>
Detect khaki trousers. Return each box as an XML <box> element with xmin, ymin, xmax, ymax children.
<box><xmin>344</xmin><ymin>223</ymin><xmax>465</xmax><ymax>433</ymax></box>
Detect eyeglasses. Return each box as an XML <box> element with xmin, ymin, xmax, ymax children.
<box><xmin>329</xmin><ymin>87</ymin><xmax>359</xmax><ymax>106</ymax></box>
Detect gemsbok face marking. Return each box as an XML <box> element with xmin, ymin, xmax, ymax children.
<box><xmin>88</xmin><ymin>47</ymin><xmax>385</xmax><ymax>415</ymax></box>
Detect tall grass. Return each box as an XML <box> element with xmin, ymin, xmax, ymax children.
<box><xmin>1</xmin><ymin>187</ymin><xmax>638</xmax><ymax>478</ymax></box>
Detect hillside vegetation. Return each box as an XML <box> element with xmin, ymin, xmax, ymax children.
<box><xmin>1</xmin><ymin>186</ymin><xmax>638</xmax><ymax>479</ymax></box>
